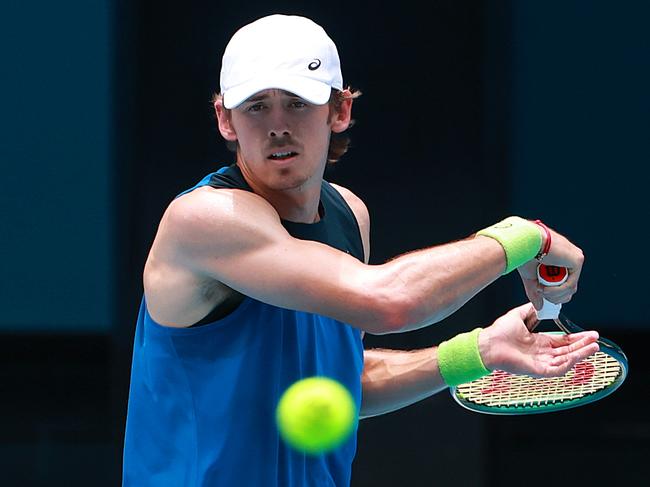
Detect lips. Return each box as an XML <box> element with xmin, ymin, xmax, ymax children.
<box><xmin>267</xmin><ymin>150</ymin><xmax>299</xmax><ymax>161</ymax></box>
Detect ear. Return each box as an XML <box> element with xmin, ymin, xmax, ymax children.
<box><xmin>330</xmin><ymin>90</ymin><xmax>353</xmax><ymax>134</ymax></box>
<box><xmin>214</xmin><ymin>96</ymin><xmax>238</xmax><ymax>141</ymax></box>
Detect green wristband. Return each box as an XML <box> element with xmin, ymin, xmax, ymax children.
<box><xmin>438</xmin><ymin>328</ymin><xmax>490</xmax><ymax>386</ymax></box>
<box><xmin>476</xmin><ymin>216</ymin><xmax>542</xmax><ymax>274</ymax></box>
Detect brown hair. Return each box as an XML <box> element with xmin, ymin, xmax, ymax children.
<box><xmin>213</xmin><ymin>88</ymin><xmax>361</xmax><ymax>164</ymax></box>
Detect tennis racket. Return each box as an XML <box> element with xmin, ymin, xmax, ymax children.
<box><xmin>450</xmin><ymin>264</ymin><xmax>628</xmax><ymax>414</ymax></box>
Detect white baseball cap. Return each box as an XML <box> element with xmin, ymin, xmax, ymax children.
<box><xmin>220</xmin><ymin>15</ymin><xmax>344</xmax><ymax>109</ymax></box>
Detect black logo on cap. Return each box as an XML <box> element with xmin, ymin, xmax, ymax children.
<box><xmin>308</xmin><ymin>59</ymin><xmax>321</xmax><ymax>70</ymax></box>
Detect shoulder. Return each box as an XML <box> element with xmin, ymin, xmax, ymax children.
<box><xmin>159</xmin><ymin>186</ymin><xmax>284</xmax><ymax>257</ymax></box>
<box><xmin>166</xmin><ymin>186</ymin><xmax>279</xmax><ymax>231</ymax></box>
<box><xmin>329</xmin><ymin>183</ymin><xmax>370</xmax><ymax>229</ymax></box>
<box><xmin>329</xmin><ymin>183</ymin><xmax>370</xmax><ymax>263</ymax></box>
<box><xmin>170</xmin><ymin>185</ymin><xmax>276</xmax><ymax>217</ymax></box>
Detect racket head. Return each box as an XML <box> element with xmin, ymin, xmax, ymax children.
<box><xmin>450</xmin><ymin>322</ymin><xmax>628</xmax><ymax>415</ymax></box>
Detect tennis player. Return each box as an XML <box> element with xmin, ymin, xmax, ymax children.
<box><xmin>122</xmin><ymin>14</ymin><xmax>599</xmax><ymax>486</ymax></box>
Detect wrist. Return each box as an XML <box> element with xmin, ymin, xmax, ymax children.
<box><xmin>476</xmin><ymin>216</ymin><xmax>543</xmax><ymax>274</ymax></box>
<box><xmin>477</xmin><ymin>328</ymin><xmax>495</xmax><ymax>371</ymax></box>
<box><xmin>438</xmin><ymin>328</ymin><xmax>491</xmax><ymax>386</ymax></box>
<box><xmin>532</xmin><ymin>219</ymin><xmax>551</xmax><ymax>261</ymax></box>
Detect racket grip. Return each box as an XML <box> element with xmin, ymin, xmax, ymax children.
<box><xmin>537</xmin><ymin>299</ymin><xmax>562</xmax><ymax>320</ymax></box>
<box><xmin>536</xmin><ymin>265</ymin><xmax>568</xmax><ymax>320</ymax></box>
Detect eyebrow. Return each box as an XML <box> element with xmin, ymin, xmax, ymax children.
<box><xmin>244</xmin><ymin>90</ymin><xmax>301</xmax><ymax>103</ymax></box>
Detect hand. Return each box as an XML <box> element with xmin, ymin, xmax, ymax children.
<box><xmin>518</xmin><ymin>226</ymin><xmax>584</xmax><ymax>310</ymax></box>
<box><xmin>478</xmin><ymin>303</ymin><xmax>599</xmax><ymax>378</ymax></box>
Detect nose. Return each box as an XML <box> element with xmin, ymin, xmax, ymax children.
<box><xmin>269</xmin><ymin>128</ymin><xmax>291</xmax><ymax>137</ymax></box>
<box><xmin>267</xmin><ymin>110</ymin><xmax>291</xmax><ymax>138</ymax></box>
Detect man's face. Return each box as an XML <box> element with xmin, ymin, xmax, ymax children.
<box><xmin>219</xmin><ymin>89</ymin><xmax>341</xmax><ymax>192</ymax></box>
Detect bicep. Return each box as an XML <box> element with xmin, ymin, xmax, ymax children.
<box><xmin>212</xmin><ymin>230</ymin><xmax>366</xmax><ymax>313</ymax></box>
<box><xmin>163</xmin><ymin>189</ymin><xmax>392</xmax><ymax>332</ymax></box>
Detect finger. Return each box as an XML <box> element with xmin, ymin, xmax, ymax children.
<box><xmin>549</xmin><ymin>331</ymin><xmax>599</xmax><ymax>356</ymax></box>
<box><xmin>536</xmin><ymin>341</ymin><xmax>599</xmax><ymax>377</ymax></box>
<box><xmin>541</xmin><ymin>285</ymin><xmax>577</xmax><ymax>304</ymax></box>
<box><xmin>543</xmin><ymin>290</ymin><xmax>579</xmax><ymax>305</ymax></box>
<box><xmin>532</xmin><ymin>291</ymin><xmax>544</xmax><ymax>311</ymax></box>
<box><xmin>564</xmin><ymin>264</ymin><xmax>583</xmax><ymax>292</ymax></box>
<box><xmin>549</xmin><ymin>330</ymin><xmax>599</xmax><ymax>345</ymax></box>
<box><xmin>549</xmin><ymin>342</ymin><xmax>599</xmax><ymax>370</ymax></box>
<box><xmin>540</xmin><ymin>287</ymin><xmax>561</xmax><ymax>302</ymax></box>
<box><xmin>523</xmin><ymin>281</ymin><xmax>544</xmax><ymax>310</ymax></box>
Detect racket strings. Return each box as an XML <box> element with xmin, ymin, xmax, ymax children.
<box><xmin>456</xmin><ymin>352</ymin><xmax>622</xmax><ymax>408</ymax></box>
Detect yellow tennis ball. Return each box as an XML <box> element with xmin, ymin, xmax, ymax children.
<box><xmin>276</xmin><ymin>376</ymin><xmax>357</xmax><ymax>455</ymax></box>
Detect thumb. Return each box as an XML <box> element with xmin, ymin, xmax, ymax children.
<box><xmin>505</xmin><ymin>303</ymin><xmax>539</xmax><ymax>331</ymax></box>
<box><xmin>511</xmin><ymin>302</ymin><xmax>537</xmax><ymax>321</ymax></box>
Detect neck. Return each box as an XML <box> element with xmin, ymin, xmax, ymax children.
<box><xmin>259</xmin><ymin>184</ymin><xmax>322</xmax><ymax>223</ymax></box>
<box><xmin>237</xmin><ymin>163</ymin><xmax>323</xmax><ymax>224</ymax></box>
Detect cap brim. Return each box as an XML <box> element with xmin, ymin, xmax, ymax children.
<box><xmin>222</xmin><ymin>75</ymin><xmax>333</xmax><ymax>109</ymax></box>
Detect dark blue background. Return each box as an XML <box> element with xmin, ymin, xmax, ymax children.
<box><xmin>1</xmin><ymin>1</ymin><xmax>647</xmax><ymax>485</ymax></box>
<box><xmin>1</xmin><ymin>0</ymin><xmax>113</xmax><ymax>332</ymax></box>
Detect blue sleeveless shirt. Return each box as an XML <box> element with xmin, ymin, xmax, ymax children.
<box><xmin>123</xmin><ymin>165</ymin><xmax>365</xmax><ymax>486</ymax></box>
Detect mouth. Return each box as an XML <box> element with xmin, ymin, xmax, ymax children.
<box><xmin>267</xmin><ymin>150</ymin><xmax>299</xmax><ymax>162</ymax></box>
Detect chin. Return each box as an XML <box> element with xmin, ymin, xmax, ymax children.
<box><xmin>269</xmin><ymin>169</ymin><xmax>311</xmax><ymax>190</ymax></box>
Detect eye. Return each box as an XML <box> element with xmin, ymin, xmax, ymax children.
<box><xmin>290</xmin><ymin>100</ymin><xmax>308</xmax><ymax>109</ymax></box>
<box><xmin>246</xmin><ymin>103</ymin><xmax>265</xmax><ymax>113</ymax></box>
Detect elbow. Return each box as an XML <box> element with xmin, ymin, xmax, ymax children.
<box><xmin>367</xmin><ymin>286</ymin><xmax>449</xmax><ymax>334</ymax></box>
<box><xmin>367</xmin><ymin>291</ymin><xmax>416</xmax><ymax>335</ymax></box>
<box><xmin>354</xmin><ymin>264</ymin><xmax>431</xmax><ymax>335</ymax></box>
<box><xmin>377</xmin><ymin>304</ymin><xmax>410</xmax><ymax>335</ymax></box>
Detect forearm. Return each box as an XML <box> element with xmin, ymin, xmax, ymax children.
<box><xmin>370</xmin><ymin>235</ymin><xmax>505</xmax><ymax>332</ymax></box>
<box><xmin>360</xmin><ymin>347</ymin><xmax>447</xmax><ymax>418</ymax></box>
